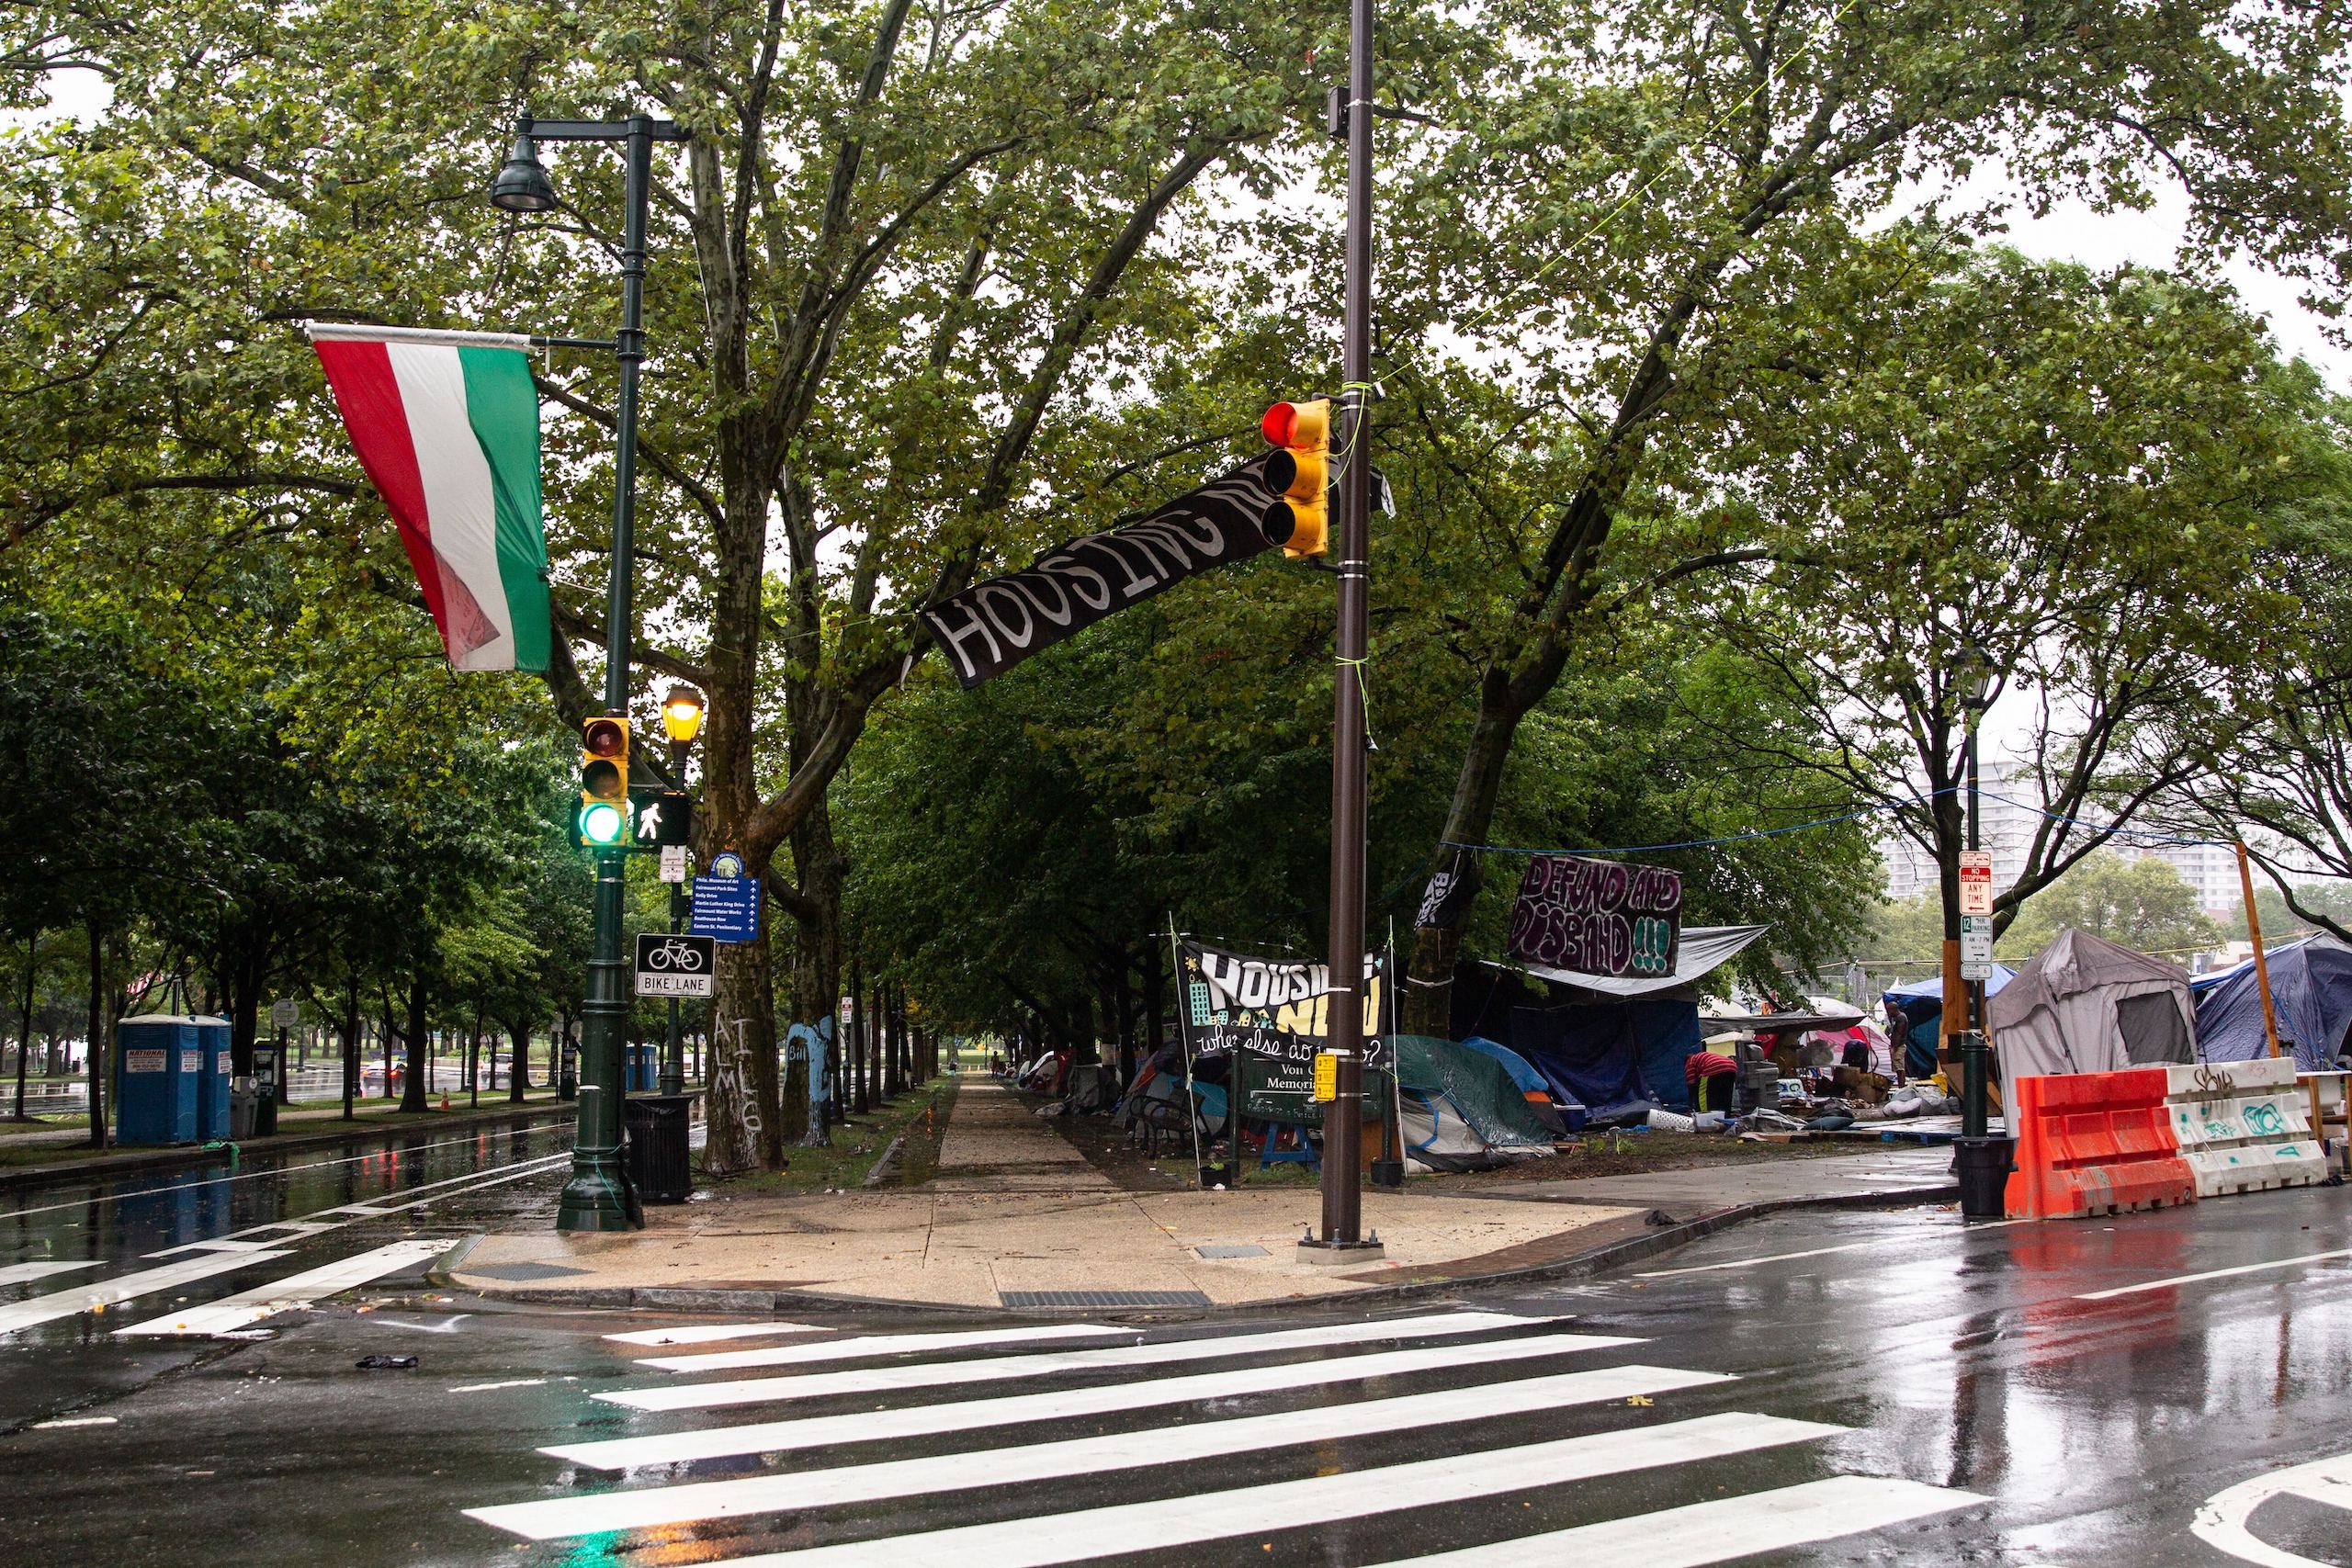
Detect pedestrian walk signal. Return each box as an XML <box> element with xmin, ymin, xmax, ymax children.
<box><xmin>631</xmin><ymin>789</ymin><xmax>694</xmax><ymax>848</ymax></box>
<box><xmin>1259</xmin><ymin>399</ymin><xmax>1331</xmax><ymax>558</ymax></box>
<box><xmin>579</xmin><ymin>716</ymin><xmax>631</xmax><ymax>847</ymax></box>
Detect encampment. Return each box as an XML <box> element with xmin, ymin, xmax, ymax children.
<box><xmin>2192</xmin><ymin>933</ymin><xmax>2352</xmax><ymax>1070</ymax></box>
<box><xmin>1987</xmin><ymin>928</ymin><xmax>2196</xmax><ymax>1081</ymax></box>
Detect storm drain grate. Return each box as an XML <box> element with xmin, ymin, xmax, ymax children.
<box><xmin>999</xmin><ymin>1290</ymin><xmax>1212</xmax><ymax>1308</ymax></box>
<box><xmin>1193</xmin><ymin>1244</ymin><xmax>1269</xmax><ymax>1259</ymax></box>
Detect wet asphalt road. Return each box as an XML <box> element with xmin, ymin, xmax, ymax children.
<box><xmin>1</xmin><ymin>1144</ymin><xmax>2347</xmax><ymax>1568</ymax></box>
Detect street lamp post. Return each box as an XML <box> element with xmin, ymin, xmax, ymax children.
<box><xmin>658</xmin><ymin>685</ymin><xmax>706</xmax><ymax>1099</ymax></box>
<box><xmin>1954</xmin><ymin>645</ymin><xmax>1996</xmax><ymax>1143</ymax></box>
<box><xmin>492</xmin><ymin>110</ymin><xmax>690</xmax><ymax>1234</ymax></box>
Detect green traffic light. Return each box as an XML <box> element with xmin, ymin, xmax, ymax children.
<box><xmin>580</xmin><ymin>801</ymin><xmax>628</xmax><ymax>845</ymax></box>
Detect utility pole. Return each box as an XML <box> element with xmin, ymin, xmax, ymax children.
<box><xmin>1307</xmin><ymin>0</ymin><xmax>1383</xmax><ymax>1262</ymax></box>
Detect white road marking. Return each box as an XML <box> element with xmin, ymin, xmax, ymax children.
<box><xmin>663</xmin><ymin>1412</ymin><xmax>1842</xmax><ymax>1568</ymax></box>
<box><xmin>448</xmin><ymin>1378</ymin><xmax>547</xmax><ymax>1393</ymax></box>
<box><xmin>0</xmin><ymin>1259</ymin><xmax>107</xmax><ymax>1287</ymax></box>
<box><xmin>636</xmin><ymin>1322</ymin><xmax>1133</xmax><ymax>1371</ymax></box>
<box><xmin>1636</xmin><ymin>1240</ymin><xmax>1884</xmax><ymax>1277</ymax></box>
<box><xmin>548</xmin><ymin>1331</ymin><xmax>1638</xmax><ymax>1471</ymax></box>
<box><xmin>2075</xmin><ymin>1247</ymin><xmax>2352</xmax><ymax>1301</ymax></box>
<box><xmin>0</xmin><ymin>1250</ymin><xmax>292</xmax><ymax>1336</ymax></box>
<box><xmin>141</xmin><ymin>1153</ymin><xmax>571</xmax><ymax>1259</ymax></box>
<box><xmin>113</xmin><ymin>1239</ymin><xmax>455</xmax><ymax>1336</ymax></box>
<box><xmin>605</xmin><ymin>1322</ymin><xmax>825</xmax><ymax>1348</ymax></box>
<box><xmin>30</xmin><ymin>1416</ymin><xmax>118</xmax><ymax>1428</ymax></box>
<box><xmin>469</xmin><ymin>1362</ymin><xmax>1730</xmax><ymax>1540</ymax></box>
<box><xmin>1377</xmin><ymin>1474</ymin><xmax>1986</xmax><ymax>1566</ymax></box>
<box><xmin>2193</xmin><ymin>1450</ymin><xmax>2352</xmax><ymax>1567</ymax></box>
<box><xmin>612</xmin><ymin>1312</ymin><xmax>1566</xmax><ymax>1410</ymax></box>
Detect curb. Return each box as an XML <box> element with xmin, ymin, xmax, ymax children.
<box><xmin>450</xmin><ymin>1179</ymin><xmax>1961</xmax><ymax>1323</ymax></box>
<box><xmin>0</xmin><ymin>1100</ymin><xmax>580</xmax><ymax>1192</ymax></box>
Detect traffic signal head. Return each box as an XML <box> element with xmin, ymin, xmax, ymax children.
<box><xmin>579</xmin><ymin>716</ymin><xmax>631</xmax><ymax>847</ymax></box>
<box><xmin>1259</xmin><ymin>399</ymin><xmax>1330</xmax><ymax>558</ymax></box>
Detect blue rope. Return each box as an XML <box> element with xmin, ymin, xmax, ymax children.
<box><xmin>1443</xmin><ymin>784</ymin><xmax>2235</xmax><ymax>859</ymax></box>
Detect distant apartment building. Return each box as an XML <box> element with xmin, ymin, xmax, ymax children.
<box><xmin>1877</xmin><ymin>761</ymin><xmax>2240</xmax><ymax>914</ymax></box>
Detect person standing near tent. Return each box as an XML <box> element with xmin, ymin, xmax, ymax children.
<box><xmin>1883</xmin><ymin>1002</ymin><xmax>1909</xmax><ymax>1084</ymax></box>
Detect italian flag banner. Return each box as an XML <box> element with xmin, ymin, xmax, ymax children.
<box><xmin>304</xmin><ymin>321</ymin><xmax>552</xmax><ymax>672</ymax></box>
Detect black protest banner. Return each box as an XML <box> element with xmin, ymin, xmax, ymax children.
<box><xmin>922</xmin><ymin>457</ymin><xmax>1283</xmax><ymax>689</ymax></box>
<box><xmin>1505</xmin><ymin>853</ymin><xmax>1682</xmax><ymax>978</ymax></box>
<box><xmin>1179</xmin><ymin>940</ymin><xmax>1388</xmax><ymax>1126</ymax></box>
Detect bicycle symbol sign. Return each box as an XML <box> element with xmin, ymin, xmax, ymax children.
<box><xmin>634</xmin><ymin>932</ymin><xmax>718</xmax><ymax>998</ymax></box>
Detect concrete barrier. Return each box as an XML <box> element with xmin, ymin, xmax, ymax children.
<box><xmin>2165</xmin><ymin>1058</ymin><xmax>2326</xmax><ymax>1198</ymax></box>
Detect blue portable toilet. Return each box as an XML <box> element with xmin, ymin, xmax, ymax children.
<box><xmin>115</xmin><ymin>1015</ymin><xmax>201</xmax><ymax>1145</ymax></box>
<box><xmin>192</xmin><ymin>1016</ymin><xmax>232</xmax><ymax>1140</ymax></box>
<box><xmin>626</xmin><ymin>1042</ymin><xmax>655</xmax><ymax>1092</ymax></box>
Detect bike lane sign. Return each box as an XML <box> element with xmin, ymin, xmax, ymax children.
<box><xmin>635</xmin><ymin>933</ymin><xmax>718</xmax><ymax>998</ymax></box>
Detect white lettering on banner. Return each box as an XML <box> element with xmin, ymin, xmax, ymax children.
<box><xmin>930</xmin><ymin>607</ymin><xmax>1002</xmax><ymax>679</ymax></box>
<box><xmin>1013</xmin><ymin>571</ymin><xmax>1075</xmax><ymax>627</ymax></box>
<box><xmin>974</xmin><ymin>582</ymin><xmax>1035</xmax><ymax>648</ymax></box>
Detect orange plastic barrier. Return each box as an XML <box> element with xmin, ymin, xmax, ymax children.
<box><xmin>2004</xmin><ymin>1068</ymin><xmax>2196</xmax><ymax>1220</ymax></box>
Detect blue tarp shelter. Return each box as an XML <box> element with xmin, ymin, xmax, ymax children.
<box><xmin>1883</xmin><ymin>968</ymin><xmax>2018</xmax><ymax>1077</ymax></box>
<box><xmin>1457</xmin><ymin>1035</ymin><xmax>1551</xmax><ymax>1095</ymax></box>
<box><xmin>2191</xmin><ymin>934</ymin><xmax>2352</xmax><ymax>1070</ymax></box>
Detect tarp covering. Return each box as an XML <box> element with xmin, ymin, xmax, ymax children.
<box><xmin>1393</xmin><ymin>1034</ymin><xmax>1556</xmax><ymax>1170</ymax></box>
<box><xmin>1457</xmin><ymin>1035</ymin><xmax>1551</xmax><ymax>1095</ymax></box>
<box><xmin>1505</xmin><ymin>998</ymin><xmax>1703</xmax><ymax>1111</ymax></box>
<box><xmin>2192</xmin><ymin>934</ymin><xmax>2352</xmax><ymax>1070</ymax></box>
<box><xmin>1516</xmin><ymin>924</ymin><xmax>1770</xmax><ymax>998</ymax></box>
<box><xmin>1988</xmin><ymin>929</ymin><xmax>2195</xmax><ymax>1080</ymax></box>
<box><xmin>1882</xmin><ymin>968</ymin><xmax>2018</xmax><ymax>1077</ymax></box>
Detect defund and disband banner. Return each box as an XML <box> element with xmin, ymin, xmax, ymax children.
<box><xmin>305</xmin><ymin>321</ymin><xmax>551</xmax><ymax>673</ymax></box>
<box><xmin>1179</xmin><ymin>940</ymin><xmax>1387</xmax><ymax>1125</ymax></box>
<box><xmin>922</xmin><ymin>456</ymin><xmax>1283</xmax><ymax>688</ymax></box>
<box><xmin>1506</xmin><ymin>853</ymin><xmax>1683</xmax><ymax>979</ymax></box>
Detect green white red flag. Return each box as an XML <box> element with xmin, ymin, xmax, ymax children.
<box><xmin>304</xmin><ymin>321</ymin><xmax>552</xmax><ymax>672</ymax></box>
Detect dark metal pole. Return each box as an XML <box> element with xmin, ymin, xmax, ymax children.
<box><xmin>1315</xmin><ymin>0</ymin><xmax>1376</xmax><ymax>1252</ymax></box>
<box><xmin>559</xmin><ymin>116</ymin><xmax>656</xmax><ymax>1234</ymax></box>
<box><xmin>1962</xmin><ymin>720</ymin><xmax>1988</xmax><ymax>1141</ymax></box>
<box><xmin>659</xmin><ymin>878</ymin><xmax>685</xmax><ymax>1097</ymax></box>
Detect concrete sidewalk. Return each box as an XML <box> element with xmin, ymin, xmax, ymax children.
<box><xmin>448</xmin><ymin>1078</ymin><xmax>1957</xmax><ymax>1314</ymax></box>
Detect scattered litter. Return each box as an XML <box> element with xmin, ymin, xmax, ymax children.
<box><xmin>31</xmin><ymin>1416</ymin><xmax>117</xmax><ymax>1429</ymax></box>
<box><xmin>356</xmin><ymin>1354</ymin><xmax>418</xmax><ymax>1371</ymax></box>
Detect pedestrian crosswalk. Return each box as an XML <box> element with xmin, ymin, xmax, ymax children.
<box><xmin>459</xmin><ymin>1307</ymin><xmax>1988</xmax><ymax>1565</ymax></box>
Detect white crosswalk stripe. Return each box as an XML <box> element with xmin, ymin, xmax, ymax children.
<box><xmin>632</xmin><ymin>1321</ymin><xmax>1133</xmax><ymax>1369</ymax></box>
<box><xmin>548</xmin><ymin>1330</ymin><xmax>1631</xmax><ymax>1471</ymax></box>
<box><xmin>113</xmin><ymin>1239</ymin><xmax>455</xmax><ymax>1336</ymax></box>
<box><xmin>0</xmin><ymin>1259</ymin><xmax>107</xmax><ymax>1288</ymax></box>
<box><xmin>469</xmin><ymin>1362</ymin><xmax>1730</xmax><ymax>1540</ymax></box>
<box><xmin>457</xmin><ymin>1308</ymin><xmax>1987</xmax><ymax>1565</ymax></box>
<box><xmin>0</xmin><ymin>1250</ymin><xmax>293</xmax><ymax>1336</ymax></box>
<box><xmin>605</xmin><ymin>1310</ymin><xmax>1569</xmax><ymax>1411</ymax></box>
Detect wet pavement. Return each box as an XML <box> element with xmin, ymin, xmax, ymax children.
<box><xmin>3</xmin><ymin>1139</ymin><xmax>2348</xmax><ymax>1566</ymax></box>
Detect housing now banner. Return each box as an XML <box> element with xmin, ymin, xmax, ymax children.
<box><xmin>922</xmin><ymin>457</ymin><xmax>1283</xmax><ymax>688</ymax></box>
<box><xmin>1179</xmin><ymin>940</ymin><xmax>1388</xmax><ymax>1125</ymax></box>
<box><xmin>1506</xmin><ymin>853</ymin><xmax>1682</xmax><ymax>978</ymax></box>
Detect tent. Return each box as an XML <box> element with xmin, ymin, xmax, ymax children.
<box><xmin>1883</xmin><ymin>968</ymin><xmax>2018</xmax><ymax>1077</ymax></box>
<box><xmin>1987</xmin><ymin>929</ymin><xmax>2195</xmax><ymax>1080</ymax></box>
<box><xmin>2192</xmin><ymin>933</ymin><xmax>2352</xmax><ymax>1070</ymax></box>
<box><xmin>1393</xmin><ymin>1034</ymin><xmax>1558</xmax><ymax>1171</ymax></box>
<box><xmin>1462</xmin><ymin>925</ymin><xmax>1771</xmax><ymax>1114</ymax></box>
<box><xmin>1456</xmin><ymin>1035</ymin><xmax>1570</xmax><ymax>1135</ymax></box>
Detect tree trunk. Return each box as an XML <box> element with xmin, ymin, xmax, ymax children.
<box><xmin>399</xmin><ymin>972</ymin><xmax>430</xmax><ymax>1112</ymax></box>
<box><xmin>787</xmin><ymin>807</ymin><xmax>844</xmax><ymax>1145</ymax></box>
<box><xmin>703</xmin><ymin>919</ymin><xmax>778</xmax><ymax>1175</ymax></box>
<box><xmin>849</xmin><ymin>947</ymin><xmax>869</xmax><ymax>1115</ymax></box>
<box><xmin>508</xmin><ymin>1021</ymin><xmax>530</xmax><ymax>1101</ymax></box>
<box><xmin>14</xmin><ymin>931</ymin><xmax>34</xmax><ymax>1121</ymax></box>
<box><xmin>340</xmin><ymin>976</ymin><xmax>360</xmax><ymax>1122</ymax></box>
<box><xmin>1404</xmin><ymin>683</ymin><xmax>1537</xmax><ymax>1035</ymax></box>
<box><xmin>85</xmin><ymin>927</ymin><xmax>106</xmax><ymax>1148</ymax></box>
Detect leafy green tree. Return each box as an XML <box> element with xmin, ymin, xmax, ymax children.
<box><xmin>1996</xmin><ymin>852</ymin><xmax>2223</xmax><ymax>960</ymax></box>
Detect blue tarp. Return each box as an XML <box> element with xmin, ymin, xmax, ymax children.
<box><xmin>1882</xmin><ymin>969</ymin><xmax>2018</xmax><ymax>1077</ymax></box>
<box><xmin>2191</xmin><ymin>935</ymin><xmax>2352</xmax><ymax>1070</ymax></box>
<box><xmin>1458</xmin><ymin>1035</ymin><xmax>1552</xmax><ymax>1096</ymax></box>
<box><xmin>1504</xmin><ymin>1000</ymin><xmax>1703</xmax><ymax>1112</ymax></box>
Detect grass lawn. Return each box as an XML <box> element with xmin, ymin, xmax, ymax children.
<box><xmin>707</xmin><ymin>1075</ymin><xmax>957</xmax><ymax>1196</ymax></box>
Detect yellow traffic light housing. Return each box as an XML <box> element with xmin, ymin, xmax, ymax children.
<box><xmin>1260</xmin><ymin>399</ymin><xmax>1331</xmax><ymax>558</ymax></box>
<box><xmin>579</xmin><ymin>716</ymin><xmax>631</xmax><ymax>847</ymax></box>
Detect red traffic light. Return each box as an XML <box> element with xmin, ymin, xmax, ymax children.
<box><xmin>1262</xmin><ymin>402</ymin><xmax>1300</xmax><ymax>446</ymax></box>
<box><xmin>583</xmin><ymin>717</ymin><xmax>628</xmax><ymax>759</ymax></box>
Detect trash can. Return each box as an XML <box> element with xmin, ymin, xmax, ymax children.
<box><xmin>625</xmin><ymin>1094</ymin><xmax>694</xmax><ymax>1203</ymax></box>
<box><xmin>1955</xmin><ymin>1135</ymin><xmax>2015</xmax><ymax>1220</ymax></box>
<box><xmin>229</xmin><ymin>1078</ymin><xmax>259</xmax><ymax>1141</ymax></box>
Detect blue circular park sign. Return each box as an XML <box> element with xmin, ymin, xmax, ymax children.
<box><xmin>708</xmin><ymin>851</ymin><xmax>745</xmax><ymax>880</ymax></box>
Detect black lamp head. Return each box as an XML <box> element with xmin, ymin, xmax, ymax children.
<box><xmin>490</xmin><ymin>120</ymin><xmax>558</xmax><ymax>213</ymax></box>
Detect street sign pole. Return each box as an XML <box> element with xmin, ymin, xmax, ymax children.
<box><xmin>660</xmin><ymin>879</ymin><xmax>686</xmax><ymax>1096</ymax></box>
<box><xmin>1310</xmin><ymin>0</ymin><xmax>1381</xmax><ymax>1260</ymax></box>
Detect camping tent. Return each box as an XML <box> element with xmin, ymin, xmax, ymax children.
<box><xmin>1987</xmin><ymin>928</ymin><xmax>2196</xmax><ymax>1080</ymax></box>
<box><xmin>1463</xmin><ymin>925</ymin><xmax>1771</xmax><ymax>1114</ymax></box>
<box><xmin>2192</xmin><ymin>933</ymin><xmax>2352</xmax><ymax>1070</ymax></box>
<box><xmin>1883</xmin><ymin>968</ymin><xmax>2018</xmax><ymax>1077</ymax></box>
<box><xmin>1393</xmin><ymin>1034</ymin><xmax>1558</xmax><ymax>1171</ymax></box>
<box><xmin>1456</xmin><ymin>1035</ymin><xmax>1570</xmax><ymax>1134</ymax></box>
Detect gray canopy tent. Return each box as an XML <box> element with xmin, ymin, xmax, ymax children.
<box><xmin>1987</xmin><ymin>928</ymin><xmax>2196</xmax><ymax>1083</ymax></box>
